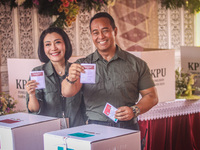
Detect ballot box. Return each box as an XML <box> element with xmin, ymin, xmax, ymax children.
<box><xmin>44</xmin><ymin>124</ymin><xmax>141</xmax><ymax>150</ymax></box>
<box><xmin>0</xmin><ymin>112</ymin><xmax>60</xmax><ymax>150</ymax></box>
<box><xmin>128</xmin><ymin>49</ymin><xmax>175</xmax><ymax>102</ymax></box>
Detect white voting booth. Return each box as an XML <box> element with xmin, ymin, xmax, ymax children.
<box><xmin>44</xmin><ymin>124</ymin><xmax>141</xmax><ymax>150</ymax></box>
<box><xmin>128</xmin><ymin>49</ymin><xmax>175</xmax><ymax>102</ymax></box>
<box><xmin>0</xmin><ymin>112</ymin><xmax>60</xmax><ymax>150</ymax></box>
<box><xmin>180</xmin><ymin>46</ymin><xmax>200</xmax><ymax>94</ymax></box>
<box><xmin>7</xmin><ymin>58</ymin><xmax>42</xmax><ymax>112</ymax></box>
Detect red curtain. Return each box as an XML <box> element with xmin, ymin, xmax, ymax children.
<box><xmin>139</xmin><ymin>112</ymin><xmax>200</xmax><ymax>150</ymax></box>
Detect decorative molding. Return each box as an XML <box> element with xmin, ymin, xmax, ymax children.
<box><xmin>79</xmin><ymin>11</ymin><xmax>95</xmax><ymax>56</ymax></box>
<box><xmin>158</xmin><ymin>3</ymin><xmax>168</xmax><ymax>49</ymax></box>
<box><xmin>64</xmin><ymin>20</ymin><xmax>77</xmax><ymax>56</ymax></box>
<box><xmin>0</xmin><ymin>4</ymin><xmax>15</xmax><ymax>66</ymax></box>
<box><xmin>18</xmin><ymin>6</ymin><xmax>35</xmax><ymax>58</ymax></box>
<box><xmin>184</xmin><ymin>10</ymin><xmax>194</xmax><ymax>46</ymax></box>
<box><xmin>170</xmin><ymin>9</ymin><xmax>181</xmax><ymax>50</ymax></box>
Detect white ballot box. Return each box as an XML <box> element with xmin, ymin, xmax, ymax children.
<box><xmin>0</xmin><ymin>112</ymin><xmax>60</xmax><ymax>150</ymax></box>
<box><xmin>128</xmin><ymin>49</ymin><xmax>175</xmax><ymax>102</ymax></box>
<box><xmin>44</xmin><ymin>124</ymin><xmax>141</xmax><ymax>150</ymax></box>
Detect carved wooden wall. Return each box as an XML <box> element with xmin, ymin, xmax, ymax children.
<box><xmin>0</xmin><ymin>2</ymin><xmax>194</xmax><ymax>93</ymax></box>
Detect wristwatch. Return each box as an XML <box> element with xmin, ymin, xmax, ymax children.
<box><xmin>131</xmin><ymin>105</ymin><xmax>140</xmax><ymax>117</ymax></box>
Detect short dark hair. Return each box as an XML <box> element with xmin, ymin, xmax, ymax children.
<box><xmin>89</xmin><ymin>12</ymin><xmax>116</xmax><ymax>31</ymax></box>
<box><xmin>38</xmin><ymin>27</ymin><xmax>72</xmax><ymax>63</ymax></box>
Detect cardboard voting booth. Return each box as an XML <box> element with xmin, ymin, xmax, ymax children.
<box><xmin>7</xmin><ymin>58</ymin><xmax>42</xmax><ymax>112</ymax></box>
<box><xmin>128</xmin><ymin>49</ymin><xmax>175</xmax><ymax>102</ymax></box>
<box><xmin>180</xmin><ymin>46</ymin><xmax>200</xmax><ymax>94</ymax></box>
<box><xmin>0</xmin><ymin>112</ymin><xmax>60</xmax><ymax>150</ymax></box>
<box><xmin>44</xmin><ymin>124</ymin><xmax>141</xmax><ymax>150</ymax></box>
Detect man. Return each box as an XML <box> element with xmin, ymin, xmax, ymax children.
<box><xmin>62</xmin><ymin>12</ymin><xmax>158</xmax><ymax>130</ymax></box>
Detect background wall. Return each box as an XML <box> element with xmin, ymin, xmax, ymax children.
<box><xmin>0</xmin><ymin>1</ymin><xmax>195</xmax><ymax>94</ymax></box>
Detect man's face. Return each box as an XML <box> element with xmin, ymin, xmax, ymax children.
<box><xmin>90</xmin><ymin>17</ymin><xmax>117</xmax><ymax>52</ymax></box>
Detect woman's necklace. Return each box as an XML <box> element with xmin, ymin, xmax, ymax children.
<box><xmin>54</xmin><ymin>63</ymin><xmax>65</xmax><ymax>76</ymax></box>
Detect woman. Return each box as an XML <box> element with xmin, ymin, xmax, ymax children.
<box><xmin>25</xmin><ymin>27</ymin><xmax>85</xmax><ymax>128</ymax></box>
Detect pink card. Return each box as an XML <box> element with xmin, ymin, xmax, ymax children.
<box><xmin>103</xmin><ymin>103</ymin><xmax>118</xmax><ymax>123</ymax></box>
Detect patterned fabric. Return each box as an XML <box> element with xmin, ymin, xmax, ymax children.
<box><xmin>138</xmin><ymin>99</ymin><xmax>200</xmax><ymax>121</ymax></box>
<box><xmin>108</xmin><ymin>0</ymin><xmax>159</xmax><ymax>51</ymax></box>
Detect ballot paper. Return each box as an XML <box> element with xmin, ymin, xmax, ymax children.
<box><xmin>30</xmin><ymin>71</ymin><xmax>45</xmax><ymax>89</ymax></box>
<box><xmin>103</xmin><ymin>103</ymin><xmax>118</xmax><ymax>123</ymax></box>
<box><xmin>80</xmin><ymin>64</ymin><xmax>96</xmax><ymax>83</ymax></box>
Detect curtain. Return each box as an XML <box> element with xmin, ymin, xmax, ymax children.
<box><xmin>139</xmin><ymin>112</ymin><xmax>200</xmax><ymax>150</ymax></box>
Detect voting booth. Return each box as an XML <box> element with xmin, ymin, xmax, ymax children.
<box><xmin>44</xmin><ymin>124</ymin><xmax>141</xmax><ymax>150</ymax></box>
<box><xmin>128</xmin><ymin>49</ymin><xmax>175</xmax><ymax>102</ymax></box>
<box><xmin>7</xmin><ymin>58</ymin><xmax>42</xmax><ymax>112</ymax></box>
<box><xmin>180</xmin><ymin>46</ymin><xmax>200</xmax><ymax>94</ymax></box>
<box><xmin>0</xmin><ymin>112</ymin><xmax>60</xmax><ymax>150</ymax></box>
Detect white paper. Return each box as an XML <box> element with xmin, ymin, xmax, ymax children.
<box><xmin>103</xmin><ymin>103</ymin><xmax>118</xmax><ymax>123</ymax></box>
<box><xmin>30</xmin><ymin>71</ymin><xmax>46</xmax><ymax>89</ymax></box>
<box><xmin>80</xmin><ymin>64</ymin><xmax>96</xmax><ymax>83</ymax></box>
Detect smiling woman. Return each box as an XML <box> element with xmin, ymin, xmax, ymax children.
<box><xmin>43</xmin><ymin>32</ymin><xmax>66</xmax><ymax>68</ymax></box>
<box><xmin>25</xmin><ymin>27</ymin><xmax>86</xmax><ymax>128</ymax></box>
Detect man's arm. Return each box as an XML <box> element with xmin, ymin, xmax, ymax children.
<box><xmin>115</xmin><ymin>86</ymin><xmax>158</xmax><ymax>121</ymax></box>
<box><xmin>61</xmin><ymin>63</ymin><xmax>84</xmax><ymax>97</ymax></box>
<box><xmin>135</xmin><ymin>86</ymin><xmax>158</xmax><ymax>114</ymax></box>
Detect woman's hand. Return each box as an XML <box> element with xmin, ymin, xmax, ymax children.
<box><xmin>25</xmin><ymin>80</ymin><xmax>39</xmax><ymax>96</ymax></box>
<box><xmin>67</xmin><ymin>63</ymin><xmax>85</xmax><ymax>82</ymax></box>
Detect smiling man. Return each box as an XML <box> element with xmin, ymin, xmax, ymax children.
<box><xmin>62</xmin><ymin>12</ymin><xmax>158</xmax><ymax>130</ymax></box>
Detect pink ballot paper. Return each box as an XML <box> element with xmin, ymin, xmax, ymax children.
<box><xmin>103</xmin><ymin>103</ymin><xmax>118</xmax><ymax>123</ymax></box>
<box><xmin>30</xmin><ymin>71</ymin><xmax>45</xmax><ymax>89</ymax></box>
<box><xmin>80</xmin><ymin>64</ymin><xmax>96</xmax><ymax>83</ymax></box>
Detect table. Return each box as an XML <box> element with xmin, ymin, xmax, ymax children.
<box><xmin>138</xmin><ymin>99</ymin><xmax>200</xmax><ymax>150</ymax></box>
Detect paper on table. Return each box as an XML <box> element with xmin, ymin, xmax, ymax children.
<box><xmin>30</xmin><ymin>71</ymin><xmax>46</xmax><ymax>89</ymax></box>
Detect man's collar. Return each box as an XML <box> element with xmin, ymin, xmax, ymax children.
<box><xmin>116</xmin><ymin>45</ymin><xmax>127</xmax><ymax>61</ymax></box>
<box><xmin>92</xmin><ymin>50</ymin><xmax>100</xmax><ymax>62</ymax></box>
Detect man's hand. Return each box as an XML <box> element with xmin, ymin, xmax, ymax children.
<box><xmin>115</xmin><ymin>106</ymin><xmax>134</xmax><ymax>121</ymax></box>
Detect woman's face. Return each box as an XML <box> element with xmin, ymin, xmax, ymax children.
<box><xmin>43</xmin><ymin>32</ymin><xmax>66</xmax><ymax>64</ymax></box>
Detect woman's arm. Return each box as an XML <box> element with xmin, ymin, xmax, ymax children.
<box><xmin>62</xmin><ymin>63</ymin><xmax>84</xmax><ymax>97</ymax></box>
